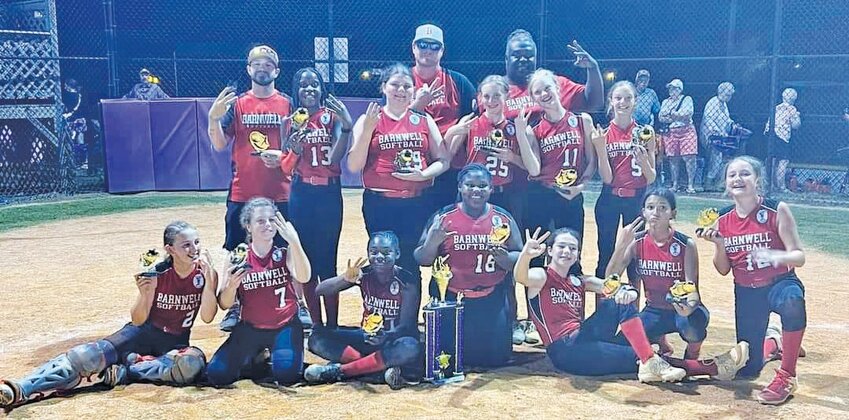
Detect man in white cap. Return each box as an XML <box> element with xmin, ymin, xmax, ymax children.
<box><xmin>659</xmin><ymin>78</ymin><xmax>698</xmax><ymax>193</ymax></box>
<box><xmin>701</xmin><ymin>81</ymin><xmax>736</xmax><ymax>190</ymax></box>
<box><xmin>207</xmin><ymin>44</ymin><xmax>296</xmax><ymax>331</ymax></box>
<box><xmin>409</xmin><ymin>23</ymin><xmax>477</xmax><ymax>211</ymax></box>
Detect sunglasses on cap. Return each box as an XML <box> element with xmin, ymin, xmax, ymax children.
<box><xmin>416</xmin><ymin>40</ymin><xmax>442</xmax><ymax>51</ymax></box>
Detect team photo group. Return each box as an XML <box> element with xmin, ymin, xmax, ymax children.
<box><xmin>0</xmin><ymin>23</ymin><xmax>808</xmax><ymax>409</ymax></box>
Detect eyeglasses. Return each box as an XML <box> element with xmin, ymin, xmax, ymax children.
<box><xmin>416</xmin><ymin>40</ymin><xmax>442</xmax><ymax>51</ymax></box>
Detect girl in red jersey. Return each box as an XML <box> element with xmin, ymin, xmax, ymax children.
<box><xmin>592</xmin><ymin>81</ymin><xmax>657</xmax><ymax>290</ymax></box>
<box><xmin>445</xmin><ymin>76</ymin><xmax>540</xmax><ymax>347</ymax></box>
<box><xmin>348</xmin><ymin>63</ymin><xmax>449</xmax><ymax>284</ymax></box>
<box><xmin>285</xmin><ymin>67</ymin><xmax>353</xmax><ymax>329</ymax></box>
<box><xmin>696</xmin><ymin>156</ymin><xmax>807</xmax><ymax>405</ymax></box>
<box><xmin>304</xmin><ymin>231</ymin><xmax>421</xmax><ymax>389</ymax></box>
<box><xmin>0</xmin><ymin>222</ymin><xmax>218</xmax><ymax>408</ymax></box>
<box><xmin>444</xmin><ymin>75</ymin><xmax>538</xmax><ymax>211</ymax></box>
<box><xmin>515</xmin><ymin>227</ymin><xmax>747</xmax><ymax>381</ymax></box>
<box><xmin>607</xmin><ymin>188</ymin><xmax>750</xmax><ymax>377</ymax></box>
<box><xmin>521</xmin><ymin>69</ymin><xmax>596</xmax><ymax>264</ymax></box>
<box><xmin>206</xmin><ymin>197</ymin><xmax>311</xmax><ymax>386</ymax></box>
<box><xmin>415</xmin><ymin>164</ymin><xmax>522</xmax><ymax>367</ymax></box>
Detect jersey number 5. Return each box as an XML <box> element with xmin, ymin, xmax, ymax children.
<box><xmin>630</xmin><ymin>156</ymin><xmax>643</xmax><ymax>177</ymax></box>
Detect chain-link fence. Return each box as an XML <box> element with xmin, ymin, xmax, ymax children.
<box><xmin>3</xmin><ymin>0</ymin><xmax>848</xmax><ymax>203</ymax></box>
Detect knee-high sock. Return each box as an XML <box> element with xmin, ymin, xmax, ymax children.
<box><xmin>340</xmin><ymin>346</ymin><xmax>362</xmax><ymax>364</ymax></box>
<box><xmin>780</xmin><ymin>329</ymin><xmax>804</xmax><ymax>377</ymax></box>
<box><xmin>341</xmin><ymin>352</ymin><xmax>385</xmax><ymax>377</ymax></box>
<box><xmin>620</xmin><ymin>318</ymin><xmax>654</xmax><ymax>363</ymax></box>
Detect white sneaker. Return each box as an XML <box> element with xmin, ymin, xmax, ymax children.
<box><xmin>712</xmin><ymin>341</ymin><xmax>749</xmax><ymax>381</ymax></box>
<box><xmin>638</xmin><ymin>355</ymin><xmax>686</xmax><ymax>383</ymax></box>
<box><xmin>384</xmin><ymin>367</ymin><xmax>404</xmax><ymax>390</ymax></box>
<box><xmin>512</xmin><ymin>322</ymin><xmax>526</xmax><ymax>345</ymax></box>
<box><xmin>522</xmin><ymin>320</ymin><xmax>541</xmax><ymax>345</ymax></box>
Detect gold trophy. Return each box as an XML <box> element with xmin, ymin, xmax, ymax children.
<box><xmin>554</xmin><ymin>167</ymin><xmax>578</xmax><ymax>189</ymax></box>
<box><xmin>394</xmin><ymin>149</ymin><xmax>416</xmax><ymax>172</ymax></box>
<box><xmin>432</xmin><ymin>255</ymin><xmax>453</xmax><ymax>303</ymax></box>
<box><xmin>487</xmin><ymin>128</ymin><xmax>505</xmax><ymax>150</ymax></box>
<box><xmin>489</xmin><ymin>221</ymin><xmax>511</xmax><ymax>247</ymax></box>
<box><xmin>362</xmin><ymin>312</ymin><xmax>384</xmax><ymax>337</ymax></box>
<box><xmin>695</xmin><ymin>208</ymin><xmax>720</xmax><ymax>235</ymax></box>
<box><xmin>291</xmin><ymin>107</ymin><xmax>310</xmax><ymax>131</ymax></box>
<box><xmin>632</xmin><ymin>125</ymin><xmax>655</xmax><ymax>146</ymax></box>
<box><xmin>666</xmin><ymin>280</ymin><xmax>698</xmax><ymax>304</ymax></box>
<box><xmin>229</xmin><ymin>243</ymin><xmax>251</xmax><ymax>271</ymax></box>
<box><xmin>138</xmin><ymin>249</ymin><xmax>162</xmax><ymax>277</ymax></box>
<box><xmin>602</xmin><ymin>274</ymin><xmax>628</xmax><ymax>297</ymax></box>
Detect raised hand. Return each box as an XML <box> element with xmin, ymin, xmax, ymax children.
<box><xmin>591</xmin><ymin>123</ymin><xmax>609</xmax><ymax>151</ymax></box>
<box><xmin>209</xmin><ymin>86</ymin><xmax>237</xmax><ymax>121</ymax></box>
<box><xmin>425</xmin><ymin>214</ymin><xmax>456</xmax><ymax>247</ymax></box>
<box><xmin>274</xmin><ymin>211</ymin><xmax>300</xmax><ymax>244</ymax></box>
<box><xmin>362</xmin><ymin>102</ymin><xmax>381</xmax><ymax>133</ymax></box>
<box><xmin>616</xmin><ymin>217</ymin><xmax>644</xmax><ymax>249</ymax></box>
<box><xmin>515</xmin><ymin>107</ymin><xmax>531</xmax><ymax>133</ymax></box>
<box><xmin>326</xmin><ymin>94</ymin><xmax>353</xmax><ymax>129</ymax></box>
<box><xmin>343</xmin><ymin>257</ymin><xmax>367</xmax><ymax>284</ymax></box>
<box><xmin>522</xmin><ymin>227</ymin><xmax>551</xmax><ymax>258</ymax></box>
<box><xmin>567</xmin><ymin>40</ymin><xmax>598</xmax><ymax>69</ymax></box>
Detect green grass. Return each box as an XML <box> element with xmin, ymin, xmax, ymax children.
<box><xmin>583</xmin><ymin>191</ymin><xmax>849</xmax><ymax>258</ymax></box>
<box><xmin>0</xmin><ymin>192</ymin><xmax>225</xmax><ymax>233</ymax></box>
<box><xmin>2</xmin><ymin>189</ymin><xmax>846</xmax><ymax>258</ymax></box>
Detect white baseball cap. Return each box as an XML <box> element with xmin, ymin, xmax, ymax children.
<box><xmin>414</xmin><ymin>24</ymin><xmax>444</xmax><ymax>44</ymax></box>
<box><xmin>666</xmin><ymin>79</ymin><xmax>684</xmax><ymax>90</ymax></box>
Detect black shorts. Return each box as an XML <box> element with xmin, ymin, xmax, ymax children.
<box><xmin>772</xmin><ymin>138</ymin><xmax>791</xmax><ymax>160</ymax></box>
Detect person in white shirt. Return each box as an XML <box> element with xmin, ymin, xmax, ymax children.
<box><xmin>700</xmin><ymin>82</ymin><xmax>735</xmax><ymax>190</ymax></box>
<box><xmin>658</xmin><ymin>79</ymin><xmax>697</xmax><ymax>193</ymax></box>
<box><xmin>765</xmin><ymin>88</ymin><xmax>801</xmax><ymax>192</ymax></box>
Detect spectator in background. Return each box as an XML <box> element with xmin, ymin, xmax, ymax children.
<box><xmin>123</xmin><ymin>68</ymin><xmax>170</xmax><ymax>100</ymax></box>
<box><xmin>634</xmin><ymin>69</ymin><xmax>660</xmax><ymax>126</ymax></box>
<box><xmin>658</xmin><ymin>79</ymin><xmax>697</xmax><ymax>193</ymax></box>
<box><xmin>765</xmin><ymin>88</ymin><xmax>801</xmax><ymax>192</ymax></box>
<box><xmin>700</xmin><ymin>82</ymin><xmax>735</xmax><ymax>191</ymax></box>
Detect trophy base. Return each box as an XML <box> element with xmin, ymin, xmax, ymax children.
<box><xmin>425</xmin><ymin>373</ymin><xmax>465</xmax><ymax>386</ymax></box>
<box><xmin>423</xmin><ymin>301</ymin><xmax>465</xmax><ymax>385</ymax></box>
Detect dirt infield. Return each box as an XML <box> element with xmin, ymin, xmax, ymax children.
<box><xmin>1</xmin><ymin>193</ymin><xmax>847</xmax><ymax>419</ymax></box>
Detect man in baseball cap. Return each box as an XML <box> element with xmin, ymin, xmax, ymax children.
<box><xmin>634</xmin><ymin>69</ymin><xmax>659</xmax><ymax>126</ymax></box>
<box><xmin>413</xmin><ymin>23</ymin><xmax>444</xmax><ymax>44</ymax></box>
<box><xmin>247</xmin><ymin>45</ymin><xmax>279</xmax><ymax>68</ymax></box>
<box><xmin>208</xmin><ymin>42</ymin><xmax>294</xmax><ymax>335</ymax></box>
<box><xmin>409</xmin><ymin>22</ymin><xmax>476</xmax><ymax>226</ymax></box>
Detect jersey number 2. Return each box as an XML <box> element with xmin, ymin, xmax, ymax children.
<box><xmin>485</xmin><ymin>156</ymin><xmax>509</xmax><ymax>177</ymax></box>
